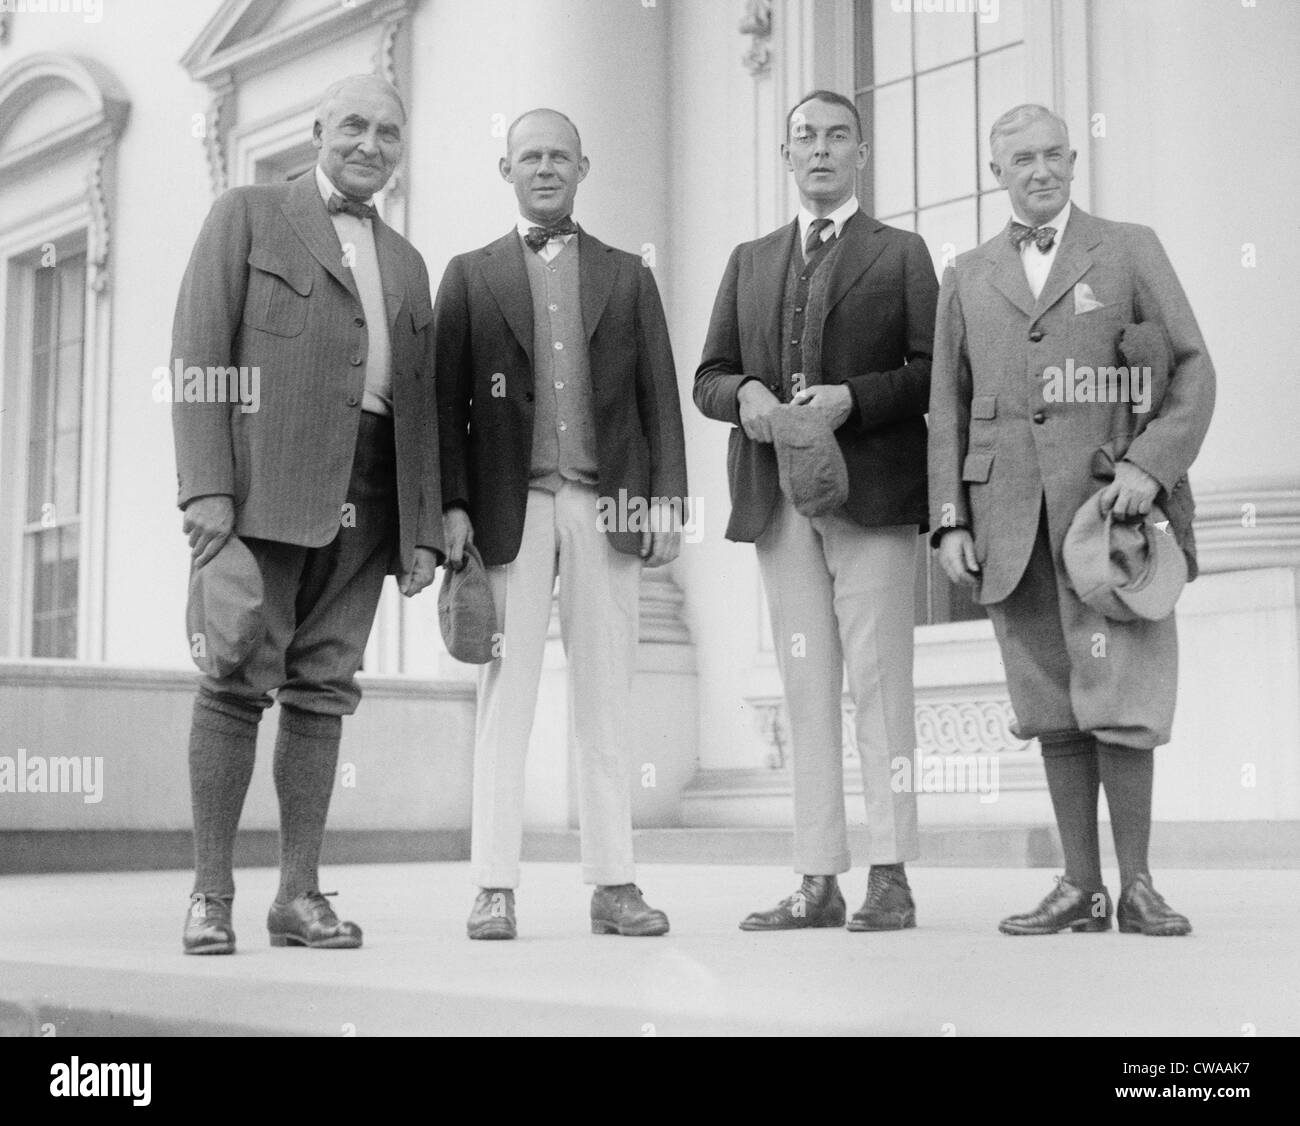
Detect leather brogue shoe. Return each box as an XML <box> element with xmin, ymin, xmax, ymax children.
<box><xmin>183</xmin><ymin>892</ymin><xmax>235</xmax><ymax>955</ymax></box>
<box><xmin>1117</xmin><ymin>873</ymin><xmax>1192</xmax><ymax>936</ymax></box>
<box><xmin>739</xmin><ymin>875</ymin><xmax>846</xmax><ymax>931</ymax></box>
<box><xmin>591</xmin><ymin>884</ymin><xmax>669</xmax><ymax>936</ymax></box>
<box><xmin>847</xmin><ymin>865</ymin><xmax>916</xmax><ymax>931</ymax></box>
<box><xmin>267</xmin><ymin>890</ymin><xmax>362</xmax><ymax>949</ymax></box>
<box><xmin>998</xmin><ymin>875</ymin><xmax>1113</xmax><ymax>935</ymax></box>
<box><xmin>468</xmin><ymin>888</ymin><xmax>517</xmax><ymax>940</ymax></box>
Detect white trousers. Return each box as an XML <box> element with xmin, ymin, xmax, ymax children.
<box><xmin>755</xmin><ymin>495</ymin><xmax>920</xmax><ymax>873</ymax></box>
<box><xmin>471</xmin><ymin>483</ymin><xmax>642</xmax><ymax>888</ymax></box>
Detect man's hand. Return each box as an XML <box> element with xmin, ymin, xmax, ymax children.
<box><xmin>1100</xmin><ymin>461</ymin><xmax>1160</xmax><ymax>522</ymax></box>
<box><xmin>738</xmin><ymin>380</ymin><xmax>780</xmax><ymax>443</ymax></box>
<box><xmin>936</xmin><ymin>528</ymin><xmax>980</xmax><ymax>588</ymax></box>
<box><xmin>399</xmin><ymin>547</ymin><xmax>438</xmax><ymax>597</ymax></box>
<box><xmin>793</xmin><ymin>383</ymin><xmax>853</xmax><ymax>430</ymax></box>
<box><xmin>640</xmin><ymin>499</ymin><xmax>682</xmax><ymax>568</ymax></box>
<box><xmin>183</xmin><ymin>495</ymin><xmax>235</xmax><ymax>568</ymax></box>
<box><xmin>443</xmin><ymin>507</ymin><xmax>474</xmax><ymax>571</ymax></box>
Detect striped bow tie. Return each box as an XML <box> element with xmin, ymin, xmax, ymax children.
<box><xmin>1009</xmin><ymin>222</ymin><xmax>1057</xmax><ymax>253</ymax></box>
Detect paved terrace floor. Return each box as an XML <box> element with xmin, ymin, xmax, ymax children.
<box><xmin>1</xmin><ymin>863</ymin><xmax>1296</xmax><ymax>1036</ymax></box>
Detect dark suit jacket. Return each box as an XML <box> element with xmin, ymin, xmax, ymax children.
<box><xmin>927</xmin><ymin>206</ymin><xmax>1215</xmax><ymax>605</ymax></box>
<box><xmin>694</xmin><ymin>212</ymin><xmax>939</xmax><ymax>541</ymax></box>
<box><xmin>433</xmin><ymin>228</ymin><xmax>688</xmax><ymax>567</ymax></box>
<box><xmin>170</xmin><ymin>171</ymin><xmax>444</xmax><ymax>573</ymax></box>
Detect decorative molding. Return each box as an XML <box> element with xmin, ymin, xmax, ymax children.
<box><xmin>751</xmin><ymin>695</ymin><xmax>1031</xmax><ymax>771</ymax></box>
<box><xmin>739</xmin><ymin>0</ymin><xmax>773</xmax><ymax>76</ymax></box>
<box><xmin>0</xmin><ymin>53</ymin><xmax>129</xmax><ymax>183</ymax></box>
<box><xmin>85</xmin><ymin>139</ymin><xmax>110</xmax><ymax>293</ymax></box>
<box><xmin>1185</xmin><ymin>477</ymin><xmax>1300</xmax><ymax>574</ymax></box>
<box><xmin>372</xmin><ymin>11</ymin><xmax>407</xmax><ymax>203</ymax></box>
<box><xmin>202</xmin><ymin>76</ymin><xmax>233</xmax><ymax>197</ymax></box>
<box><xmin>182</xmin><ymin>0</ymin><xmax>418</xmax><ymax>87</ymax></box>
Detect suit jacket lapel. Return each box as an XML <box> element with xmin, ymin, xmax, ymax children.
<box><xmin>1033</xmin><ymin>205</ymin><xmax>1102</xmax><ymax>317</ymax></box>
<box><xmin>481</xmin><ymin>230</ymin><xmax>534</xmax><ymax>365</ymax></box>
<box><xmin>753</xmin><ymin>223</ymin><xmax>795</xmax><ymax>375</ymax></box>
<box><xmin>281</xmin><ymin>172</ymin><xmax>360</xmax><ymax>304</ymax></box>
<box><xmin>987</xmin><ymin>223</ymin><xmax>1036</xmax><ymax>319</ymax></box>
<box><xmin>577</xmin><ymin>228</ymin><xmax>616</xmax><ymax>340</ymax></box>
<box><xmin>372</xmin><ymin>217</ymin><xmax>407</xmax><ymax>328</ymax></box>
<box><xmin>822</xmin><ymin>211</ymin><xmax>889</xmax><ymax>317</ymax></box>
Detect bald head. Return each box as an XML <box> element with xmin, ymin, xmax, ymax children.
<box><xmin>505</xmin><ymin>108</ymin><xmax>582</xmax><ymax>159</ymax></box>
<box><xmin>500</xmin><ymin>107</ymin><xmax>589</xmax><ymax>226</ymax></box>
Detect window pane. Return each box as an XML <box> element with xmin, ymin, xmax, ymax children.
<box><xmin>58</xmin><ymin>254</ymin><xmax>86</xmax><ymax>343</ymax></box>
<box><xmin>978</xmin><ymin>43</ymin><xmax>1027</xmax><ymax>190</ymax></box>
<box><xmin>977</xmin><ymin>0</ymin><xmax>1024</xmax><ymax>51</ymax></box>
<box><xmin>916</xmin><ymin>61</ymin><xmax>975</xmax><ymax>208</ymax></box>
<box><xmin>979</xmin><ymin>190</ymin><xmax>1012</xmax><ymax>242</ymax></box>
<box><xmin>913</xmin><ymin>8</ymin><xmax>974</xmax><ymax>72</ymax></box>
<box><xmin>884</xmin><ymin>210</ymin><xmax>916</xmax><ymax>232</ymax></box>
<box><xmin>869</xmin><ymin>0</ymin><xmax>913</xmax><ymax>86</ymax></box>
<box><xmin>28</xmin><ymin>526</ymin><xmax>78</xmax><ymax>659</ymax></box>
<box><xmin>917</xmin><ymin>197</ymin><xmax>978</xmax><ymax>279</ymax></box>
<box><xmin>868</xmin><ymin>81</ymin><xmax>915</xmax><ymax>218</ymax></box>
<box><xmin>26</xmin><ymin>348</ymin><xmax>50</xmax><ymax>523</ymax></box>
<box><xmin>33</xmin><ymin>266</ymin><xmax>55</xmax><ymax>349</ymax></box>
<box><xmin>54</xmin><ymin>430</ymin><xmax>80</xmax><ymax>517</ymax></box>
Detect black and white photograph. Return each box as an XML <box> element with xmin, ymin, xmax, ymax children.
<box><xmin>0</xmin><ymin>0</ymin><xmax>1294</xmax><ymax>1084</ymax></box>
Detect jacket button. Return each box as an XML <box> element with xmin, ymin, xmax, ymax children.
<box><xmin>347</xmin><ymin>395</ymin><xmax>359</xmax><ymax>407</ymax></box>
<box><xmin>1029</xmin><ymin>329</ymin><xmax>1044</xmax><ymax>342</ymax></box>
<box><xmin>354</xmin><ymin>316</ymin><xmax>365</xmax><ymax>328</ymax></box>
<box><xmin>350</xmin><ymin>355</ymin><xmax>363</xmax><ymax>366</ymax></box>
<box><xmin>525</xmin><ymin>392</ymin><xmax>534</xmax><ymax>402</ymax></box>
<box><xmin>1032</xmin><ymin>410</ymin><xmax>1046</xmax><ymax>424</ymax></box>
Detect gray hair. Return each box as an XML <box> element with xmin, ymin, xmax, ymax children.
<box><xmin>989</xmin><ymin>103</ymin><xmax>1069</xmax><ymax>160</ymax></box>
<box><xmin>315</xmin><ymin>74</ymin><xmax>407</xmax><ymax>128</ymax></box>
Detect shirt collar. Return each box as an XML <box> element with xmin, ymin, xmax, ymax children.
<box><xmin>315</xmin><ymin>164</ymin><xmax>375</xmax><ymax>210</ymax></box>
<box><xmin>798</xmin><ymin>196</ymin><xmax>860</xmax><ymax>246</ymax></box>
<box><xmin>1010</xmin><ymin>198</ymin><xmax>1072</xmax><ymax>240</ymax></box>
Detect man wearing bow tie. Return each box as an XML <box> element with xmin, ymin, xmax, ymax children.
<box><xmin>171</xmin><ymin>75</ymin><xmax>443</xmax><ymax>955</ymax></box>
<box><xmin>433</xmin><ymin>108</ymin><xmax>688</xmax><ymax>939</ymax></box>
<box><xmin>696</xmin><ymin>91</ymin><xmax>939</xmax><ymax>933</ymax></box>
<box><xmin>928</xmin><ymin>104</ymin><xmax>1215</xmax><ymax>936</ymax></box>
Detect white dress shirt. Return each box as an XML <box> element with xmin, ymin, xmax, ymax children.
<box><xmin>1012</xmin><ymin>199</ymin><xmax>1072</xmax><ymax>301</ymax></box>
<box><xmin>316</xmin><ymin>165</ymin><xmax>392</xmax><ymax>416</ymax></box>
<box><xmin>517</xmin><ymin>215</ymin><xmax>577</xmax><ymax>264</ymax></box>
<box><xmin>797</xmin><ymin>195</ymin><xmax>860</xmax><ymax>254</ymax></box>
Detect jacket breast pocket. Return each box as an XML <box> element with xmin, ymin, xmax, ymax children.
<box><xmin>971</xmin><ymin>395</ymin><xmax>997</xmax><ymax>420</ymax></box>
<box><xmin>244</xmin><ymin>248</ymin><xmax>313</xmax><ymax>338</ymax></box>
<box><xmin>961</xmin><ymin>451</ymin><xmax>994</xmax><ymax>483</ymax></box>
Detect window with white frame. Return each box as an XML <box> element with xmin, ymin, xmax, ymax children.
<box><xmin>22</xmin><ymin>247</ymin><xmax>88</xmax><ymax>658</ymax></box>
<box><xmin>854</xmin><ymin>0</ymin><xmax>1029</xmax><ymax>626</ymax></box>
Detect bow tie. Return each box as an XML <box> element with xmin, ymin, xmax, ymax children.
<box><xmin>1009</xmin><ymin>221</ymin><xmax>1057</xmax><ymax>253</ymax></box>
<box><xmin>327</xmin><ymin>193</ymin><xmax>377</xmax><ymax>222</ymax></box>
<box><xmin>523</xmin><ymin>218</ymin><xmax>578</xmax><ymax>251</ymax></box>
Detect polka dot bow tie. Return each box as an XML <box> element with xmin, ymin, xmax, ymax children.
<box><xmin>1009</xmin><ymin>221</ymin><xmax>1057</xmax><ymax>253</ymax></box>
<box><xmin>524</xmin><ymin>217</ymin><xmax>578</xmax><ymax>251</ymax></box>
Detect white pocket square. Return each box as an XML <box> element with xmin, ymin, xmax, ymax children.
<box><xmin>1074</xmin><ymin>282</ymin><xmax>1105</xmax><ymax>314</ymax></box>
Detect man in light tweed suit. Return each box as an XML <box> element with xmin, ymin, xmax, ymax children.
<box><xmin>171</xmin><ymin>75</ymin><xmax>443</xmax><ymax>954</ymax></box>
<box><xmin>929</xmin><ymin>104</ymin><xmax>1215</xmax><ymax>937</ymax></box>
